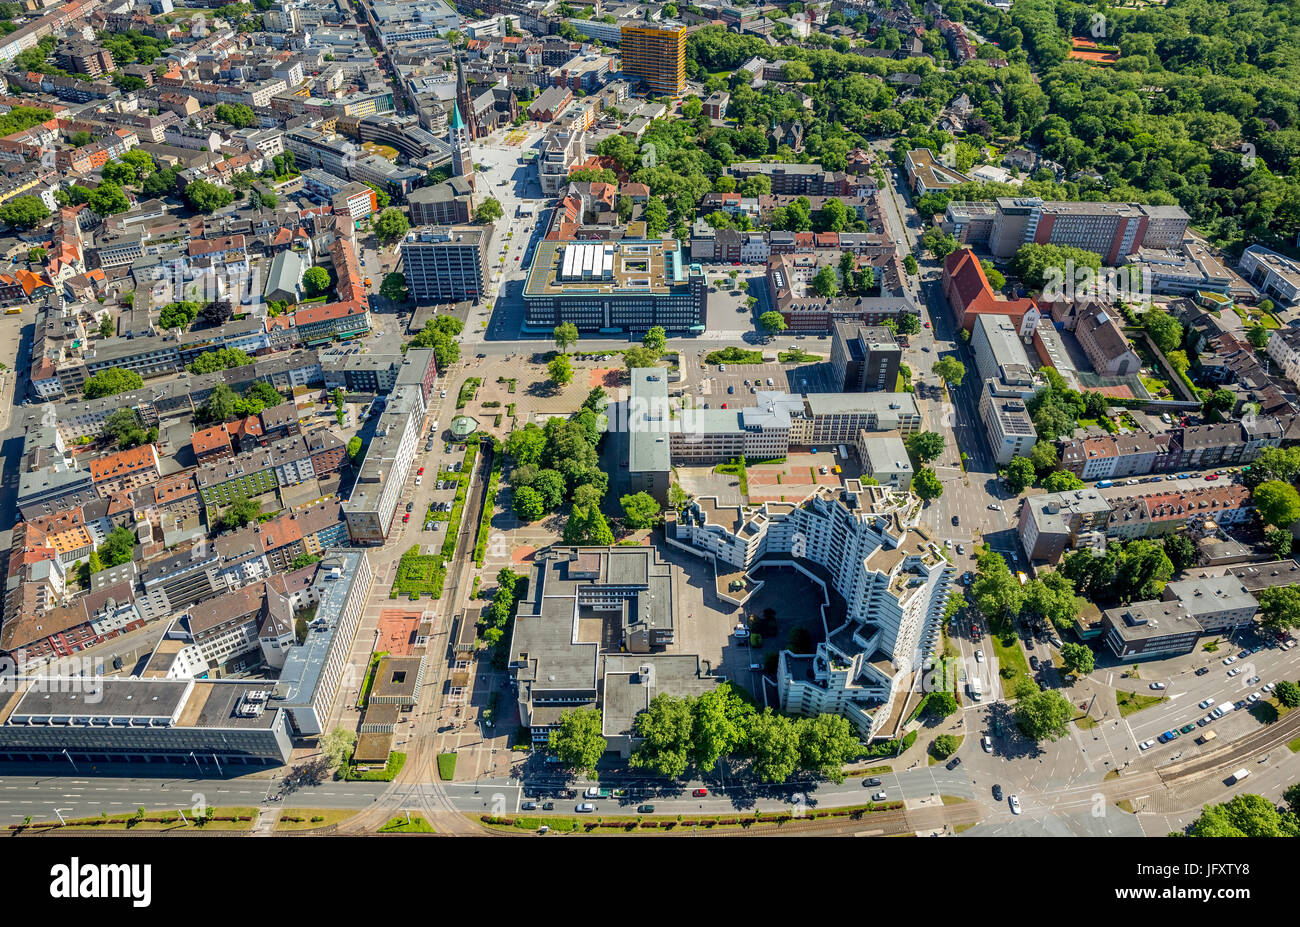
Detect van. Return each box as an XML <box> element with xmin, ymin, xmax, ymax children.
<box><xmin>1195</xmin><ymin>730</ymin><xmax>1217</xmax><ymax>745</ymax></box>
<box><xmin>1230</xmin><ymin>768</ymin><xmax>1250</xmax><ymax>784</ymax></box>
<box><xmin>1096</xmin><ymin>479</ymin><xmax>1113</xmax><ymax>488</ymax></box>
<box><xmin>968</xmin><ymin>677</ymin><xmax>983</xmax><ymax>701</ymax></box>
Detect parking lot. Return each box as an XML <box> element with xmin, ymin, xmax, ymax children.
<box><xmin>679</xmin><ymin>355</ymin><xmax>839</xmax><ymax>406</ymax></box>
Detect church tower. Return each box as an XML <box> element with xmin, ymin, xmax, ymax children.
<box><xmin>450</xmin><ymin>102</ymin><xmax>474</xmax><ymax>187</ymax></box>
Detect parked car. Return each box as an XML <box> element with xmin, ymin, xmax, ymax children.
<box><xmin>1223</xmin><ymin>655</ymin><xmax>1238</xmax><ymax>665</ymax></box>
<box><xmin>1179</xmin><ymin>723</ymin><xmax>1197</xmax><ymax>735</ymax></box>
<box><xmin>872</xmin><ymin>791</ymin><xmax>888</xmax><ymax>801</ymax></box>
<box><xmin>637</xmin><ymin>804</ymin><xmax>656</xmax><ymax>813</ymax></box>
<box><xmin>1198</xmin><ymin>698</ymin><xmax>1216</xmax><ymax>710</ymax></box>
<box><xmin>575</xmin><ymin>803</ymin><xmax>595</xmax><ymax>813</ymax></box>
<box><xmin>521</xmin><ymin>801</ymin><xmax>538</xmax><ymax>811</ymax></box>
<box><xmin>992</xmin><ymin>784</ymin><xmax>1003</xmax><ymax>801</ymax></box>
<box><xmin>1195</xmin><ymin>667</ymin><xmax>1211</xmax><ymax>676</ymax></box>
<box><xmin>1008</xmin><ymin>795</ymin><xmax>1022</xmax><ymax>814</ymax></box>
<box><xmin>692</xmin><ymin>788</ymin><xmax>708</xmax><ymax>797</ymax></box>
<box><xmin>1138</xmin><ymin>739</ymin><xmax>1155</xmax><ymax>751</ymax></box>
<box><xmin>981</xmin><ymin>736</ymin><xmax>993</xmax><ymax>753</ymax></box>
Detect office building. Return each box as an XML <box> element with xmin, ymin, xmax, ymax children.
<box><xmin>620</xmin><ymin>21</ymin><xmax>687</xmax><ymax>96</ymax></box>
<box><xmin>830</xmin><ymin>322</ymin><xmax>901</xmax><ymax>392</ymax></box>
<box><xmin>524</xmin><ymin>239</ymin><xmax>707</xmax><ymax>334</ymax></box>
<box><xmin>401</xmin><ymin>225</ymin><xmax>493</xmax><ymax>303</ymax></box>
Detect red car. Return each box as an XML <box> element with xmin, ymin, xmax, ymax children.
<box><xmin>692</xmin><ymin>788</ymin><xmax>708</xmax><ymax>797</ymax></box>
<box><xmin>402</xmin><ymin>513</ymin><xmax>410</xmax><ymax>523</ymax></box>
<box><xmin>923</xmin><ymin>321</ymin><xmax>931</xmax><ymax>328</ymax></box>
<box><xmin>1204</xmin><ymin>473</ymin><xmax>1218</xmax><ymax>481</ymax></box>
<box><xmin>417</xmin><ymin>467</ymin><xmax>424</xmax><ymax>475</ymax></box>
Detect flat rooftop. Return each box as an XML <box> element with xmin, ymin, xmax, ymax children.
<box><xmin>525</xmin><ymin>239</ymin><xmax>683</xmax><ymax>297</ymax></box>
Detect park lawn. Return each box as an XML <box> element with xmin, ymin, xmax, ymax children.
<box><xmin>988</xmin><ymin>617</ymin><xmax>1031</xmax><ymax>696</ymax></box>
<box><xmin>1117</xmin><ymin>690</ymin><xmax>1168</xmax><ymax>717</ymax></box>
<box><xmin>437</xmin><ymin>752</ymin><xmax>457</xmax><ymax>781</ymax></box>
<box><xmin>275</xmin><ymin>809</ymin><xmax>353</xmax><ymax>831</ymax></box>
<box><xmin>379</xmin><ymin>814</ymin><xmax>435</xmax><ymax>833</ymax></box>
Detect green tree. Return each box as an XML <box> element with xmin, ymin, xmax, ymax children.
<box><xmin>1185</xmin><ymin>794</ymin><xmax>1300</xmax><ymax>838</ymax></box>
<box><xmin>100</xmin><ymin>160</ymin><xmax>137</xmax><ymax>186</ymax></box>
<box><xmin>220</xmin><ymin>497</ymin><xmax>262</xmax><ymax>530</ymax></box>
<box><xmin>97</xmin><ymin>526</ymin><xmax>138</xmax><ymax>567</ymax></box>
<box><xmin>903</xmin><ymin>254</ymin><xmax>919</xmax><ymax>275</ymax></box>
<box><xmin>1202</xmin><ymin>388</ymin><xmax>1236</xmax><ymax>422</ymax></box>
<box><xmin>548</xmin><ymin>707</ymin><xmax>606</xmax><ymax>776</ymax></box>
<box><xmin>1163</xmin><ymin>534</ymin><xmax>1197</xmax><ymax>572</ymax></box>
<box><xmin>553</xmin><ymin>321</ymin><xmax>579</xmax><ymax>354</ymax></box>
<box><xmin>620</xmin><ymin>491</ymin><xmax>661</xmax><ymax>528</ymax></box>
<box><xmin>213</xmin><ymin>102</ymin><xmax>256</xmax><ymax>127</ymax></box>
<box><xmin>1143</xmin><ymin>308</ymin><xmax>1184</xmax><ymax>354</ymax></box>
<box><xmin>929</xmin><ymin>733</ymin><xmax>961</xmax><ymax>759</ymax></box>
<box><xmin>972</xmin><ymin>548</ymin><xmax>1023</xmax><ymax>620</ymax></box>
<box><xmin>1253</xmin><ymin>480</ymin><xmax>1300</xmax><ymax>529</ymax></box>
<box><xmin>1002</xmin><ymin>455</ymin><xmax>1036</xmax><ymax>492</ymax></box>
<box><xmin>1256</xmin><ymin>586</ymin><xmax>1300</xmax><ymax>636</ymax></box>
<box><xmin>744</xmin><ymin>708</ymin><xmax>801</xmax><ymax>783</ymax></box>
<box><xmin>380</xmin><ymin>272</ymin><xmax>407</xmax><ymax>303</ymax></box>
<box><xmin>690</xmin><ymin>684</ymin><xmax>749</xmax><ymax>771</ymax></box>
<box><xmin>906</xmin><ymin>431</ymin><xmax>944</xmax><ymax>464</ymax></box>
<box><xmin>199</xmin><ymin>383</ymin><xmax>239</xmax><ymax>423</ymax></box>
<box><xmin>531</xmin><ymin>469</ymin><xmax>566</xmax><ymax>511</ymax></box>
<box><xmin>182</xmin><ymin>179</ymin><xmax>235</xmax><ymax>214</ymax></box>
<box><xmin>474</xmin><ymin>197</ymin><xmax>503</xmax><ymax>223</ymax></box>
<box><xmin>506</xmin><ymin>423</ymin><xmax>547</xmax><ymax>467</ymax></box>
<box><xmin>1009</xmin><ymin>243</ymin><xmax>1102</xmax><ymax>293</ymax></box>
<box><xmin>0</xmin><ymin>195</ymin><xmax>49</xmax><ymax>229</ymax></box>
<box><xmin>642</xmin><ymin>325</ymin><xmax>667</xmax><ymax>354</ymax></box>
<box><xmin>811</xmin><ymin>264</ymin><xmax>838</xmax><ymax>297</ymax></box>
<box><xmin>1274</xmin><ymin>680</ymin><xmax>1300</xmax><ymax>709</ymax></box>
<box><xmin>1014</xmin><ymin>686</ymin><xmax>1074</xmax><ymax>742</ymax></box>
<box><xmin>932</xmin><ymin>356</ymin><xmax>965</xmax><ymax>387</ymax></box>
<box><xmin>374</xmin><ymin>207</ymin><xmax>410</xmax><ymax>243</ymax></box>
<box><xmin>547</xmin><ymin>354</ymin><xmax>574</xmax><ymax>386</ymax></box>
<box><xmin>83</xmin><ymin>368</ymin><xmax>143</xmax><ymax>399</ymax></box>
<box><xmin>630</xmin><ymin>694</ymin><xmax>693</xmax><ymax>778</ymax></box>
<box><xmin>927</xmin><ymin>691</ymin><xmax>959</xmax><ymax>718</ymax></box>
<box><xmin>911</xmin><ymin>466</ymin><xmax>943</xmax><ymax>501</ymax></box>
<box><xmin>623</xmin><ymin>345</ymin><xmax>660</xmax><ymax>370</ymax></box>
<box><xmin>896</xmin><ymin>313</ymin><xmax>921</xmax><ymax>335</ymax></box>
<box><xmin>1022</xmin><ymin>572</ymin><xmax>1083</xmax><ymax>633</ymax></box>
<box><xmin>759</xmin><ymin>310</ymin><xmax>787</xmax><ymax>334</ymax></box>
<box><xmin>320</xmin><ymin>728</ymin><xmax>356</xmax><ymax>768</ymax></box>
<box><xmin>88</xmin><ymin>182</ymin><xmax>130</xmax><ymax>217</ymax></box>
<box><xmin>922</xmin><ymin>226</ymin><xmax>958</xmax><ymax>259</ymax></box>
<box><xmin>513</xmin><ymin>485</ymin><xmax>545</xmax><ymax>521</ymax></box>
<box><xmin>1059</xmin><ymin>642</ymin><xmax>1095</xmax><ymax>676</ymax></box>
<box><xmin>797</xmin><ymin>713</ymin><xmax>860</xmax><ymax>782</ymax></box>
<box><xmin>1042</xmin><ymin>469</ymin><xmax>1085</xmax><ymax>492</ymax></box>
<box><xmin>302</xmin><ymin>265</ymin><xmax>332</xmax><ymax>297</ymax></box>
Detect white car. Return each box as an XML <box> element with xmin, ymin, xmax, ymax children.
<box><xmin>987</xmin><ymin>503</ymin><xmax>1000</xmax><ymax>510</ymax></box>
<box><xmin>1198</xmin><ymin>698</ymin><xmax>1216</xmax><ymax>710</ymax></box>
<box><xmin>1138</xmin><ymin>739</ymin><xmax>1155</xmax><ymax>751</ymax></box>
<box><xmin>1263</xmin><ymin>682</ymin><xmax>1276</xmax><ymax>692</ymax></box>
<box><xmin>1227</xmin><ymin>667</ymin><xmax>1242</xmax><ymax>677</ymax></box>
<box><xmin>1223</xmin><ymin>655</ymin><xmax>1238</xmax><ymax>665</ymax></box>
<box><xmin>1008</xmin><ymin>794</ymin><xmax>1022</xmax><ymax>815</ymax></box>
<box><xmin>974</xmin><ymin>649</ymin><xmax>985</xmax><ymax>663</ymax></box>
<box><xmin>440</xmin><ymin>389</ymin><xmax>447</xmax><ymax>399</ymax></box>
<box><xmin>981</xmin><ymin>736</ymin><xmax>993</xmax><ymax>753</ymax></box>
<box><xmin>871</xmin><ymin>791</ymin><xmax>887</xmax><ymax>801</ymax></box>
<box><xmin>575</xmin><ymin>803</ymin><xmax>595</xmax><ymax>813</ymax></box>
<box><xmin>1247</xmin><ymin>692</ymin><xmax>1262</xmax><ymax>703</ymax></box>
<box><xmin>1149</xmin><ymin>682</ymin><xmax>1167</xmax><ymax>690</ymax></box>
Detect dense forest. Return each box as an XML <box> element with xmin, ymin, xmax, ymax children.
<box><xmin>683</xmin><ymin>0</ymin><xmax>1300</xmax><ymax>253</ymax></box>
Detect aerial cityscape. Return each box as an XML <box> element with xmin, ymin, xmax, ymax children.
<box><xmin>0</xmin><ymin>0</ymin><xmax>1297</xmax><ymax>859</ymax></box>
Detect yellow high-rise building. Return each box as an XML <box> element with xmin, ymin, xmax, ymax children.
<box><xmin>620</xmin><ymin>21</ymin><xmax>687</xmax><ymax>96</ymax></box>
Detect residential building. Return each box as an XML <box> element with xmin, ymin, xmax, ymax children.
<box><xmin>620</xmin><ymin>21</ymin><xmax>687</xmax><ymax>96</ymax></box>
<box><xmin>401</xmin><ymin>225</ymin><xmax>493</xmax><ymax>304</ymax></box>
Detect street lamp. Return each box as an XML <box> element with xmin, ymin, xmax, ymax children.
<box><xmin>61</xmin><ymin>749</ymin><xmax>78</xmax><ymax>773</ymax></box>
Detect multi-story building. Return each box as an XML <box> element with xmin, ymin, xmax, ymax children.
<box><xmin>1073</xmin><ymin>302</ymin><xmax>1140</xmax><ymax>376</ymax></box>
<box><xmin>537</xmin><ymin>128</ymin><xmax>585</xmax><ymax>196</ymax></box>
<box><xmin>1103</xmin><ymin>575</ymin><xmax>1256</xmax><ymax>660</ymax></box>
<box><xmin>829</xmin><ymin>321</ymin><xmax>901</xmax><ymax>392</ymax></box>
<box><xmin>343</xmin><ymin>384</ymin><xmax>425</xmax><ymax>544</ymax></box>
<box><xmin>407</xmin><ymin>176</ymin><xmax>475</xmax><ymax>226</ymax></box>
<box><xmin>1239</xmin><ymin>244</ymin><xmax>1300</xmax><ymax>307</ymax></box>
<box><xmin>669</xmin><ymin>482</ymin><xmax>953</xmax><ymax>738</ymax></box>
<box><xmin>978</xmin><ymin>379</ymin><xmax>1038</xmax><ymax>466</ymax></box>
<box><xmin>524</xmin><ymin>239</ymin><xmax>706</xmax><ymax>334</ymax></box>
<box><xmin>620</xmin><ymin>21</ymin><xmax>687</xmax><ymax>96</ymax></box>
<box><xmin>1018</xmin><ymin>489</ymin><xmax>1112</xmax><ymax>563</ymax></box>
<box><xmin>1267</xmin><ymin>327</ymin><xmax>1300</xmax><ymax>389</ymax></box>
<box><xmin>401</xmin><ymin>225</ymin><xmax>493</xmax><ymax>303</ymax></box>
